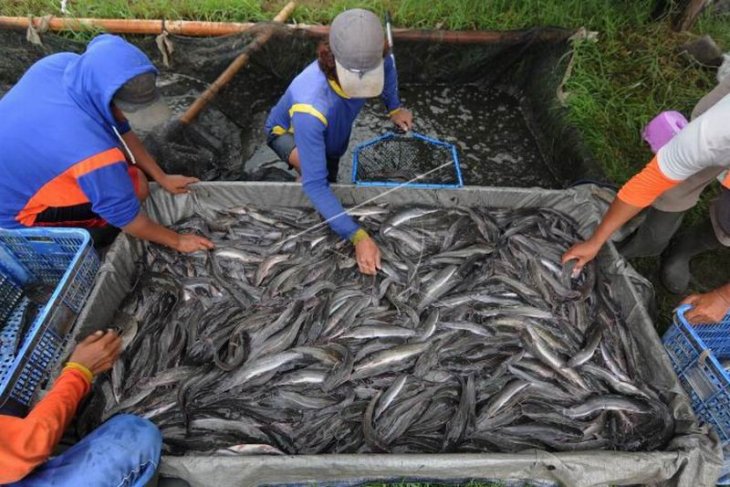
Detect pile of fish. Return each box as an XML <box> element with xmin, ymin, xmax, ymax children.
<box><xmin>80</xmin><ymin>204</ymin><xmax>675</xmax><ymax>455</ymax></box>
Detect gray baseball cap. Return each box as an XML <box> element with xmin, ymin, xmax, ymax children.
<box><xmin>113</xmin><ymin>72</ymin><xmax>171</xmax><ymax>132</ymax></box>
<box><xmin>329</xmin><ymin>9</ymin><xmax>385</xmax><ymax>98</ymax></box>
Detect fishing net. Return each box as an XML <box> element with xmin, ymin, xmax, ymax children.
<box><xmin>353</xmin><ymin>132</ymin><xmax>462</xmax><ymax>187</ymax></box>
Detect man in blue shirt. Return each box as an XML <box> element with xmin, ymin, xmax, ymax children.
<box><xmin>0</xmin><ymin>34</ymin><xmax>214</xmax><ymax>253</ymax></box>
<box><xmin>265</xmin><ymin>9</ymin><xmax>413</xmax><ymax>275</ymax></box>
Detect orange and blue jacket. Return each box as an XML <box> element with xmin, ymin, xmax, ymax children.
<box><xmin>0</xmin><ymin>34</ymin><xmax>155</xmax><ymax>229</ymax></box>
<box><xmin>0</xmin><ymin>369</ymin><xmax>90</xmax><ymax>483</ymax></box>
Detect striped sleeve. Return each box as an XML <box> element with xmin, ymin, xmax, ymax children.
<box><xmin>293</xmin><ymin>111</ymin><xmax>360</xmax><ymax>240</ymax></box>
<box><xmin>617</xmin><ymin>156</ymin><xmax>682</xmax><ymax>208</ymax></box>
<box><xmin>75</xmin><ymin>150</ymin><xmax>140</xmax><ymax>228</ymax></box>
<box><xmin>381</xmin><ymin>54</ymin><xmax>401</xmax><ymax>114</ymax></box>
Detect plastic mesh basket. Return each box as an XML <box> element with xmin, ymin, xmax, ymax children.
<box><xmin>662</xmin><ymin>305</ymin><xmax>730</xmax><ymax>484</ymax></box>
<box><xmin>352</xmin><ymin>131</ymin><xmax>463</xmax><ymax>189</ymax></box>
<box><xmin>663</xmin><ymin>304</ymin><xmax>730</xmax><ymax>441</ymax></box>
<box><xmin>0</xmin><ymin>228</ymin><xmax>99</xmax><ymax>413</ymax></box>
<box><xmin>0</xmin><ymin>275</ymin><xmax>22</xmax><ymax>325</ymax></box>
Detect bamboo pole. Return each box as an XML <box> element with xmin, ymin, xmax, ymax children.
<box><xmin>672</xmin><ymin>0</ymin><xmax>711</xmax><ymax>32</ymax></box>
<box><xmin>0</xmin><ymin>15</ymin><xmax>569</xmax><ymax>44</ymax></box>
<box><xmin>0</xmin><ymin>16</ymin><xmax>257</xmax><ymax>36</ymax></box>
<box><xmin>179</xmin><ymin>1</ymin><xmax>296</xmax><ymax>125</ymax></box>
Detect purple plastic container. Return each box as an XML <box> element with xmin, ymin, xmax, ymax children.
<box><xmin>642</xmin><ymin>110</ymin><xmax>688</xmax><ymax>153</ymax></box>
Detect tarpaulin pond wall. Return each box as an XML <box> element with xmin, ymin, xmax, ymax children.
<box><xmin>67</xmin><ymin>182</ymin><xmax>723</xmax><ymax>487</ymax></box>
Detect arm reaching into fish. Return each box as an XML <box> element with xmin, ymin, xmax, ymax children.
<box><xmin>562</xmin><ymin>197</ymin><xmax>643</xmax><ymax>275</ymax></box>
<box><xmin>563</xmin><ymin>153</ymin><xmax>688</xmax><ymax>274</ymax></box>
<box><xmin>566</xmin><ymin>91</ymin><xmax>730</xmax><ymax>289</ymax></box>
<box><xmin>112</xmin><ymin>113</ymin><xmax>200</xmax><ymax>196</ymax></box>
<box><xmin>263</xmin><ymin>9</ymin><xmax>409</xmax><ymax>275</ymax></box>
<box><xmin>123</xmin><ymin>213</ymin><xmax>214</xmax><ymax>253</ymax></box>
<box><xmin>0</xmin><ymin>330</ymin><xmax>162</xmax><ymax>486</ymax></box>
<box><xmin>681</xmin><ymin>283</ymin><xmax>730</xmax><ymax>324</ymax></box>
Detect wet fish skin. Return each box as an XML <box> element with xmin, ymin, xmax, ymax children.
<box><xmin>84</xmin><ymin>204</ymin><xmax>674</xmax><ymax>456</ymax></box>
<box><xmin>482</xmin><ymin>379</ymin><xmax>530</xmax><ymax>419</ymax></box>
<box><xmin>443</xmin><ymin>374</ymin><xmax>476</xmax><ymax>452</ymax></box>
<box><xmin>215</xmin><ymin>351</ymin><xmax>303</xmax><ymax>393</ymax></box>
<box><xmin>562</xmin><ymin>395</ymin><xmax>649</xmax><ymax>418</ymax></box>
<box><xmin>352</xmin><ymin>342</ymin><xmax>430</xmax><ymax>380</ymax></box>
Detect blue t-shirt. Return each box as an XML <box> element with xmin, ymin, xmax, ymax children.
<box><xmin>0</xmin><ymin>34</ymin><xmax>157</xmax><ymax>229</ymax></box>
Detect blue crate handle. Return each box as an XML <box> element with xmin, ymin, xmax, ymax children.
<box><xmin>673</xmin><ymin>304</ymin><xmax>712</xmax><ymax>359</ymax></box>
<box><xmin>675</xmin><ymin>303</ymin><xmax>730</xmax><ymax>330</ymax></box>
<box><xmin>666</xmin><ymin>302</ymin><xmax>730</xmax><ymax>470</ymax></box>
<box><xmin>675</xmin><ymin>304</ymin><xmax>693</xmax><ymax>322</ymax></box>
<box><xmin>672</xmin><ymin>303</ymin><xmax>730</xmax><ymax>395</ymax></box>
<box><xmin>351</xmin><ymin>131</ymin><xmax>464</xmax><ymax>188</ymax></box>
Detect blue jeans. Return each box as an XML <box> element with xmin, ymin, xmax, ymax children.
<box><xmin>9</xmin><ymin>414</ymin><xmax>162</xmax><ymax>487</ymax></box>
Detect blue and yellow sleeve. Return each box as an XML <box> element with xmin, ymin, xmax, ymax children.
<box><xmin>292</xmin><ymin>110</ymin><xmax>360</xmax><ymax>241</ymax></box>
<box><xmin>382</xmin><ymin>54</ymin><xmax>401</xmax><ymax>114</ymax></box>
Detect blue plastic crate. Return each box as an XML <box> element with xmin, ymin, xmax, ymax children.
<box><xmin>0</xmin><ymin>274</ymin><xmax>23</xmax><ymax>324</ymax></box>
<box><xmin>0</xmin><ymin>228</ymin><xmax>99</xmax><ymax>412</ymax></box>
<box><xmin>662</xmin><ymin>304</ymin><xmax>730</xmax><ymax>484</ymax></box>
<box><xmin>352</xmin><ymin>131</ymin><xmax>464</xmax><ymax>189</ymax></box>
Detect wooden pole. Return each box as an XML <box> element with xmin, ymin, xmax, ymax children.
<box><xmin>672</xmin><ymin>0</ymin><xmax>711</xmax><ymax>32</ymax></box>
<box><xmin>179</xmin><ymin>1</ymin><xmax>296</xmax><ymax>125</ymax></box>
<box><xmin>0</xmin><ymin>17</ymin><xmax>258</xmax><ymax>36</ymax></box>
<box><xmin>0</xmin><ymin>15</ymin><xmax>570</xmax><ymax>44</ymax></box>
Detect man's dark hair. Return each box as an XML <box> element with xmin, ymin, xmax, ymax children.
<box><xmin>317</xmin><ymin>41</ymin><xmax>338</xmax><ymax>82</ymax></box>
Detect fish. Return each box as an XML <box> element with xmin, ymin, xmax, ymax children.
<box><xmin>79</xmin><ymin>204</ymin><xmax>674</xmax><ymax>455</ymax></box>
<box><xmin>562</xmin><ymin>395</ymin><xmax>649</xmax><ymax>418</ymax></box>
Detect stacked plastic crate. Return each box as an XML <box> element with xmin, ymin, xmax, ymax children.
<box><xmin>0</xmin><ymin>228</ymin><xmax>99</xmax><ymax>414</ymax></box>
<box><xmin>663</xmin><ymin>304</ymin><xmax>730</xmax><ymax>484</ymax></box>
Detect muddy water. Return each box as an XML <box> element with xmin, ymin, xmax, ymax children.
<box><xmin>345</xmin><ymin>85</ymin><xmax>558</xmax><ymax>187</ymax></box>
<box><xmin>150</xmin><ymin>74</ymin><xmax>557</xmax><ymax>187</ymax></box>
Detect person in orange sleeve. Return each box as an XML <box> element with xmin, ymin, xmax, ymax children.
<box><xmin>563</xmin><ymin>77</ymin><xmax>730</xmax><ymax>296</ymax></box>
<box><xmin>0</xmin><ymin>330</ymin><xmax>162</xmax><ymax>487</ymax></box>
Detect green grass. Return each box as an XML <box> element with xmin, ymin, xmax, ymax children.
<box><xmin>2</xmin><ymin>0</ymin><xmax>729</xmax><ymax>319</ymax></box>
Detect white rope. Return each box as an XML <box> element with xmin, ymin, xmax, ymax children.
<box><xmin>282</xmin><ymin>160</ymin><xmax>454</xmax><ymax>243</ymax></box>
<box><xmin>113</xmin><ymin>126</ymin><xmax>137</xmax><ymax>165</ymax></box>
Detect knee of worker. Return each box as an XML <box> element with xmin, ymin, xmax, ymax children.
<box><xmin>712</xmin><ymin>187</ymin><xmax>730</xmax><ymax>246</ymax></box>
<box><xmin>288</xmin><ymin>147</ymin><xmax>301</xmax><ymax>172</ymax></box>
<box><xmin>105</xmin><ymin>414</ymin><xmax>162</xmax><ymax>457</ymax></box>
<box><xmin>135</xmin><ymin>170</ymin><xmax>150</xmax><ymax>201</ymax></box>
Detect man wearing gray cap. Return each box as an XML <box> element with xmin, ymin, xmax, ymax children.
<box><xmin>265</xmin><ymin>8</ymin><xmax>413</xmax><ymax>275</ymax></box>
<box><xmin>0</xmin><ymin>34</ymin><xmax>213</xmax><ymax>253</ymax></box>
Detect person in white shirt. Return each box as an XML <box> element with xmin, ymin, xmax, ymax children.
<box><xmin>563</xmin><ymin>78</ymin><xmax>730</xmax><ymax>294</ymax></box>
